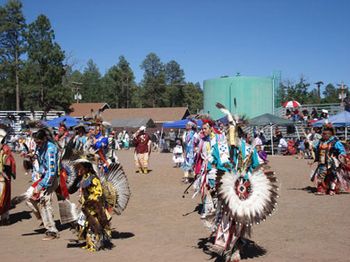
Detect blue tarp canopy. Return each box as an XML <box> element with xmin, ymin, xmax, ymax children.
<box><xmin>313</xmin><ymin>111</ymin><xmax>350</xmax><ymax>127</ymax></box>
<box><xmin>45</xmin><ymin>115</ymin><xmax>79</xmax><ymax>128</ymax></box>
<box><xmin>162</xmin><ymin>119</ymin><xmax>203</xmax><ymax>129</ymax></box>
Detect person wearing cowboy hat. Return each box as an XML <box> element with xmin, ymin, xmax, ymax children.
<box><xmin>133</xmin><ymin>126</ymin><xmax>151</xmax><ymax>174</ymax></box>
<box><xmin>0</xmin><ymin>128</ymin><xmax>16</xmax><ymax>226</ymax></box>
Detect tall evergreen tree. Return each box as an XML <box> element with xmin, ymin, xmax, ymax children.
<box><xmin>165</xmin><ymin>60</ymin><xmax>186</xmax><ymax>107</ymax></box>
<box><xmin>24</xmin><ymin>14</ymin><xmax>71</xmax><ymax>111</ymax></box>
<box><xmin>322</xmin><ymin>83</ymin><xmax>339</xmax><ymax>103</ymax></box>
<box><xmin>81</xmin><ymin>59</ymin><xmax>101</xmax><ymax>102</ymax></box>
<box><xmin>117</xmin><ymin>56</ymin><xmax>135</xmax><ymax>108</ymax></box>
<box><xmin>104</xmin><ymin>56</ymin><xmax>136</xmax><ymax>108</ymax></box>
<box><xmin>165</xmin><ymin>60</ymin><xmax>185</xmax><ymax>85</ymax></box>
<box><xmin>140</xmin><ymin>52</ymin><xmax>166</xmax><ymax>107</ymax></box>
<box><xmin>307</xmin><ymin>88</ymin><xmax>320</xmax><ymax>104</ymax></box>
<box><xmin>0</xmin><ymin>0</ymin><xmax>26</xmax><ymax>110</ymax></box>
<box><xmin>100</xmin><ymin>72</ymin><xmax>117</xmax><ymax>107</ymax></box>
<box><xmin>183</xmin><ymin>82</ymin><xmax>203</xmax><ymax>113</ymax></box>
<box><xmin>62</xmin><ymin>67</ymin><xmax>84</xmax><ymax>105</ymax></box>
<box><xmin>281</xmin><ymin>77</ymin><xmax>310</xmax><ymax>104</ymax></box>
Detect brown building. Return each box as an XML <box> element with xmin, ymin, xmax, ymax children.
<box><xmin>69</xmin><ymin>103</ymin><xmax>110</xmax><ymax>119</ymax></box>
<box><xmin>101</xmin><ymin>107</ymin><xmax>190</xmax><ymax>125</ymax></box>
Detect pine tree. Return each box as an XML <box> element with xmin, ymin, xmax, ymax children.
<box><xmin>0</xmin><ymin>0</ymin><xmax>26</xmax><ymax>110</ymax></box>
<box><xmin>140</xmin><ymin>53</ymin><xmax>166</xmax><ymax>107</ymax></box>
<box><xmin>24</xmin><ymin>14</ymin><xmax>71</xmax><ymax>111</ymax></box>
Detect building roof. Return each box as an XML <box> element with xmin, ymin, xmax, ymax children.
<box><xmin>102</xmin><ymin>107</ymin><xmax>190</xmax><ymax>123</ymax></box>
<box><xmin>110</xmin><ymin>117</ymin><xmax>155</xmax><ymax>128</ymax></box>
<box><xmin>69</xmin><ymin>103</ymin><xmax>110</xmax><ymax>118</ymax></box>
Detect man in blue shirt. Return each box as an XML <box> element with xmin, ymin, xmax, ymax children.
<box><xmin>28</xmin><ymin>129</ymin><xmax>59</xmax><ymax>240</ymax></box>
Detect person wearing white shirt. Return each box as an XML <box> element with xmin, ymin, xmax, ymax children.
<box><xmin>278</xmin><ymin>136</ymin><xmax>288</xmax><ymax>154</ymax></box>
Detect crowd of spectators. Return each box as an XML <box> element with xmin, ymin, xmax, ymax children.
<box><xmin>274</xmin><ymin>127</ymin><xmax>323</xmax><ymax>159</ymax></box>
<box><xmin>285</xmin><ymin>107</ymin><xmax>329</xmax><ymax>122</ymax></box>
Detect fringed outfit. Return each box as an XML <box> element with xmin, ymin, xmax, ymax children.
<box><xmin>187</xmin><ymin>103</ymin><xmax>279</xmax><ymax>262</ymax></box>
<box><xmin>93</xmin><ymin>132</ymin><xmax>110</xmax><ymax>174</ymax></box>
<box><xmin>26</xmin><ymin>141</ymin><xmax>59</xmax><ymax>236</ymax></box>
<box><xmin>313</xmin><ymin>136</ymin><xmax>347</xmax><ymax>194</ymax></box>
<box><xmin>78</xmin><ymin>172</ymin><xmax>112</xmax><ymax>251</ymax></box>
<box><xmin>213</xmin><ymin>140</ymin><xmax>264</xmax><ymax>262</ymax></box>
<box><xmin>193</xmin><ymin>132</ymin><xmax>231</xmax><ymax>219</ymax></box>
<box><xmin>182</xmin><ymin>130</ymin><xmax>199</xmax><ymax>180</ymax></box>
<box><xmin>0</xmin><ymin>145</ymin><xmax>16</xmax><ymax>224</ymax></box>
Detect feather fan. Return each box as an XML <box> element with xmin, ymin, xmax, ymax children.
<box><xmin>99</xmin><ymin>162</ymin><xmax>131</xmax><ymax>215</ymax></box>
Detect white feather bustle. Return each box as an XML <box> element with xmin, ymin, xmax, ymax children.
<box><xmin>219</xmin><ymin>169</ymin><xmax>278</xmax><ymax>226</ymax></box>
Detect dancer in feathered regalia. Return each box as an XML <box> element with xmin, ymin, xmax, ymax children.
<box><xmin>73</xmin><ymin>124</ymin><xmax>88</xmax><ymax>151</ymax></box>
<box><xmin>73</xmin><ymin>160</ymin><xmax>112</xmax><ymax>251</ymax></box>
<box><xmin>92</xmin><ymin>119</ymin><xmax>109</xmax><ymax>174</ymax></box>
<box><xmin>185</xmin><ymin>103</ymin><xmax>279</xmax><ymax>262</ymax></box>
<box><xmin>26</xmin><ymin>128</ymin><xmax>61</xmax><ymax>240</ymax></box>
<box><xmin>311</xmin><ymin>123</ymin><xmax>348</xmax><ymax>195</ymax></box>
<box><xmin>11</xmin><ymin>118</ymin><xmax>130</xmax><ymax>248</ymax></box>
<box><xmin>0</xmin><ymin>128</ymin><xmax>16</xmax><ymax>226</ymax></box>
<box><xmin>55</xmin><ymin>122</ymin><xmax>70</xmax><ymax>149</ymax></box>
<box><xmin>181</xmin><ymin>120</ymin><xmax>199</xmax><ymax>183</ymax></box>
<box><xmin>20</xmin><ymin>128</ymin><xmax>40</xmax><ymax>182</ymax></box>
<box><xmin>214</xmin><ymin>103</ymin><xmax>278</xmax><ymax>262</ymax></box>
<box><xmin>66</xmin><ymin>155</ymin><xmax>130</xmax><ymax>251</ymax></box>
<box><xmin>193</xmin><ymin>118</ymin><xmax>231</xmax><ymax>219</ymax></box>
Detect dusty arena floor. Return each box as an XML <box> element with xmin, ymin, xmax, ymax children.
<box><xmin>1</xmin><ymin>150</ymin><xmax>350</xmax><ymax>262</ymax></box>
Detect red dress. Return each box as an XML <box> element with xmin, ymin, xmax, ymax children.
<box><xmin>0</xmin><ymin>145</ymin><xmax>16</xmax><ymax>216</ymax></box>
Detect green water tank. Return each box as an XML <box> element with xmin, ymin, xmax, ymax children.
<box><xmin>203</xmin><ymin>72</ymin><xmax>281</xmax><ymax>120</ymax></box>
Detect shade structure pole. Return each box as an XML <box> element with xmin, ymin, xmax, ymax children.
<box><xmin>295</xmin><ymin>124</ymin><xmax>300</xmax><ymax>139</ymax></box>
<box><xmin>345</xmin><ymin>126</ymin><xmax>347</xmax><ymax>141</ymax></box>
<box><xmin>160</xmin><ymin>127</ymin><xmax>164</xmax><ymax>151</ymax></box>
<box><xmin>270</xmin><ymin>124</ymin><xmax>274</xmax><ymax>155</ymax></box>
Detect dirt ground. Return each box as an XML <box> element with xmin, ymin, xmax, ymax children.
<box><xmin>1</xmin><ymin>150</ymin><xmax>350</xmax><ymax>262</ymax></box>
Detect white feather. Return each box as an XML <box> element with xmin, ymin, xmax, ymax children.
<box><xmin>219</xmin><ymin>169</ymin><xmax>278</xmax><ymax>225</ymax></box>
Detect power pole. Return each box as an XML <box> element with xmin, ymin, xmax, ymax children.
<box><xmin>15</xmin><ymin>49</ymin><xmax>20</xmax><ymax>111</ymax></box>
<box><xmin>314</xmin><ymin>81</ymin><xmax>324</xmax><ymax>103</ymax></box>
<box><xmin>72</xmin><ymin>81</ymin><xmax>83</xmax><ymax>103</ymax></box>
<box><xmin>338</xmin><ymin>82</ymin><xmax>348</xmax><ymax>106</ymax></box>
<box><xmin>125</xmin><ymin>74</ymin><xmax>130</xmax><ymax>108</ymax></box>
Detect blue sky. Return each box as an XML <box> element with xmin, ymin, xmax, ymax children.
<box><xmin>3</xmin><ymin>0</ymin><xmax>350</xmax><ymax>88</ymax></box>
